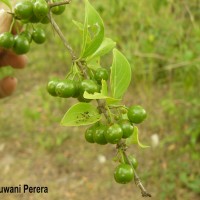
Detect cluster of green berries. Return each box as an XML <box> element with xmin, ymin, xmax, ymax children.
<box><xmin>0</xmin><ymin>28</ymin><xmax>46</xmax><ymax>54</ymax></box>
<box><xmin>47</xmin><ymin>62</ymin><xmax>146</xmax><ymax>184</ymax></box>
<box><xmin>0</xmin><ymin>0</ymin><xmax>66</xmax><ymax>54</ymax></box>
<box><xmin>47</xmin><ymin>67</ymin><xmax>109</xmax><ymax>102</ymax></box>
<box><xmin>14</xmin><ymin>0</ymin><xmax>66</xmax><ymax>23</ymax></box>
<box><xmin>85</xmin><ymin>105</ymin><xmax>147</xmax><ymax>145</ymax></box>
<box><xmin>85</xmin><ymin>105</ymin><xmax>146</xmax><ymax>184</ymax></box>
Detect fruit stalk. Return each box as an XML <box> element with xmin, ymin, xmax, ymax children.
<box><xmin>122</xmin><ymin>150</ymin><xmax>152</xmax><ymax>197</ymax></box>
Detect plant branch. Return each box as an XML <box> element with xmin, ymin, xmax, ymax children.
<box><xmin>49</xmin><ymin>11</ymin><xmax>151</xmax><ymax>198</ymax></box>
<box><xmin>49</xmin><ymin>0</ymin><xmax>71</xmax><ymax>8</ymax></box>
<box><xmin>48</xmin><ymin>14</ymin><xmax>76</xmax><ymax>60</ymax></box>
<box><xmin>123</xmin><ymin>151</ymin><xmax>152</xmax><ymax>197</ymax></box>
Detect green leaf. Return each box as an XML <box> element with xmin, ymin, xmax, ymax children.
<box><xmin>0</xmin><ymin>0</ymin><xmax>12</xmax><ymax>10</ymax></box>
<box><xmin>86</xmin><ymin>37</ymin><xmax>116</xmax><ymax>61</ymax></box>
<box><xmin>60</xmin><ymin>103</ymin><xmax>101</xmax><ymax>126</ymax></box>
<box><xmin>110</xmin><ymin>49</ymin><xmax>131</xmax><ymax>99</ymax></box>
<box><xmin>80</xmin><ymin>0</ymin><xmax>104</xmax><ymax>59</ymax></box>
<box><xmin>126</xmin><ymin>126</ymin><xmax>150</xmax><ymax>148</ymax></box>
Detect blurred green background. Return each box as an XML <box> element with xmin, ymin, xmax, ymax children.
<box><xmin>0</xmin><ymin>0</ymin><xmax>200</xmax><ymax>199</ymax></box>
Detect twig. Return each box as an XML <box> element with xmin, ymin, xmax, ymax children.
<box><xmin>121</xmin><ymin>150</ymin><xmax>152</xmax><ymax>197</ymax></box>
<box><xmin>48</xmin><ymin>14</ymin><xmax>76</xmax><ymax>60</ymax></box>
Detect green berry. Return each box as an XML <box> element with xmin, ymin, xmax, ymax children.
<box><xmin>0</xmin><ymin>32</ymin><xmax>14</xmax><ymax>49</ymax></box>
<box><xmin>47</xmin><ymin>79</ymin><xmax>60</xmax><ymax>96</ymax></box>
<box><xmin>105</xmin><ymin>124</ymin><xmax>123</xmax><ymax>144</ymax></box>
<box><xmin>14</xmin><ymin>1</ymin><xmax>34</xmax><ymax>20</ymax></box>
<box><xmin>114</xmin><ymin>164</ymin><xmax>134</xmax><ymax>184</ymax></box>
<box><xmin>119</xmin><ymin>120</ymin><xmax>134</xmax><ymax>139</ymax></box>
<box><xmin>32</xmin><ymin>28</ymin><xmax>46</xmax><ymax>44</ymax></box>
<box><xmin>55</xmin><ymin>80</ymin><xmax>75</xmax><ymax>98</ymax></box>
<box><xmin>13</xmin><ymin>35</ymin><xmax>30</xmax><ymax>55</ymax></box>
<box><xmin>33</xmin><ymin>0</ymin><xmax>49</xmax><ymax>20</ymax></box>
<box><xmin>127</xmin><ymin>105</ymin><xmax>147</xmax><ymax>124</ymax></box>
<box><xmin>93</xmin><ymin>124</ymin><xmax>107</xmax><ymax>145</ymax></box>
<box><xmin>94</xmin><ymin>68</ymin><xmax>109</xmax><ymax>83</ymax></box>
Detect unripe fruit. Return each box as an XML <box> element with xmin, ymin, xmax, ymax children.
<box><xmin>127</xmin><ymin>105</ymin><xmax>147</xmax><ymax>124</ymax></box>
<box><xmin>0</xmin><ymin>32</ymin><xmax>14</xmax><ymax>49</ymax></box>
<box><xmin>119</xmin><ymin>120</ymin><xmax>134</xmax><ymax>138</ymax></box>
<box><xmin>94</xmin><ymin>68</ymin><xmax>109</xmax><ymax>83</ymax></box>
<box><xmin>105</xmin><ymin>124</ymin><xmax>123</xmax><ymax>144</ymax></box>
<box><xmin>114</xmin><ymin>164</ymin><xmax>134</xmax><ymax>184</ymax></box>
<box><xmin>33</xmin><ymin>0</ymin><xmax>49</xmax><ymax>20</ymax></box>
<box><xmin>93</xmin><ymin>124</ymin><xmax>107</xmax><ymax>145</ymax></box>
<box><xmin>14</xmin><ymin>1</ymin><xmax>34</xmax><ymax>20</ymax></box>
<box><xmin>47</xmin><ymin>79</ymin><xmax>60</xmax><ymax>96</ymax></box>
<box><xmin>85</xmin><ymin>125</ymin><xmax>96</xmax><ymax>143</ymax></box>
<box><xmin>32</xmin><ymin>28</ymin><xmax>46</xmax><ymax>44</ymax></box>
<box><xmin>13</xmin><ymin>35</ymin><xmax>30</xmax><ymax>55</ymax></box>
<box><xmin>55</xmin><ymin>80</ymin><xmax>75</xmax><ymax>98</ymax></box>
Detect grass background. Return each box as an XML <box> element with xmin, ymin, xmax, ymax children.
<box><xmin>0</xmin><ymin>0</ymin><xmax>200</xmax><ymax>199</ymax></box>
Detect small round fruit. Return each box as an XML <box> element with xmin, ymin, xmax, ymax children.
<box><xmin>80</xmin><ymin>79</ymin><xmax>99</xmax><ymax>94</ymax></box>
<box><xmin>32</xmin><ymin>28</ymin><xmax>46</xmax><ymax>44</ymax></box>
<box><xmin>105</xmin><ymin>124</ymin><xmax>123</xmax><ymax>144</ymax></box>
<box><xmin>0</xmin><ymin>32</ymin><xmax>14</xmax><ymax>48</ymax></box>
<box><xmin>33</xmin><ymin>0</ymin><xmax>49</xmax><ymax>20</ymax></box>
<box><xmin>51</xmin><ymin>0</ymin><xmax>66</xmax><ymax>15</ymax></box>
<box><xmin>13</xmin><ymin>35</ymin><xmax>30</xmax><ymax>55</ymax></box>
<box><xmin>20</xmin><ymin>31</ymin><xmax>32</xmax><ymax>43</ymax></box>
<box><xmin>94</xmin><ymin>68</ymin><xmax>109</xmax><ymax>83</ymax></box>
<box><xmin>119</xmin><ymin>120</ymin><xmax>134</xmax><ymax>139</ymax></box>
<box><xmin>114</xmin><ymin>164</ymin><xmax>134</xmax><ymax>184</ymax></box>
<box><xmin>14</xmin><ymin>1</ymin><xmax>34</xmax><ymax>20</ymax></box>
<box><xmin>55</xmin><ymin>80</ymin><xmax>75</xmax><ymax>98</ymax></box>
<box><xmin>93</xmin><ymin>125</ymin><xmax>107</xmax><ymax>145</ymax></box>
<box><xmin>127</xmin><ymin>155</ymin><xmax>138</xmax><ymax>169</ymax></box>
<box><xmin>85</xmin><ymin>125</ymin><xmax>96</xmax><ymax>143</ymax></box>
<box><xmin>127</xmin><ymin>105</ymin><xmax>147</xmax><ymax>124</ymax></box>
<box><xmin>47</xmin><ymin>79</ymin><xmax>60</xmax><ymax>96</ymax></box>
